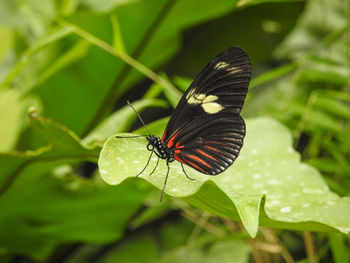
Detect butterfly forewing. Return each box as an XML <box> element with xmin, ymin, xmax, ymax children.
<box><xmin>162</xmin><ymin>47</ymin><xmax>251</xmax><ymax>174</ymax></box>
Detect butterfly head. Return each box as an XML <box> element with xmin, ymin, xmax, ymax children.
<box><xmin>146</xmin><ymin>135</ymin><xmax>158</xmax><ymax>146</ymax></box>
<box><xmin>146</xmin><ymin>135</ymin><xmax>174</xmax><ymax>161</ymax></box>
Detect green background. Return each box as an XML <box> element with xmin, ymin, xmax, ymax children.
<box><xmin>0</xmin><ymin>0</ymin><xmax>349</xmax><ymax>262</ymax></box>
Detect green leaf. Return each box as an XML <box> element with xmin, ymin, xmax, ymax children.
<box><xmin>130</xmin><ymin>190</ymin><xmax>172</xmax><ymax>229</ymax></box>
<box><xmin>236</xmin><ymin>0</ymin><xmax>304</xmax><ymax>8</ymax></box>
<box><xmin>158</xmin><ymin>239</ymin><xmax>250</xmax><ymax>263</ymax></box>
<box><xmin>110</xmin><ymin>13</ymin><xmax>126</xmax><ymax>53</ymax></box>
<box><xmin>0</xmin><ymin>0</ymin><xmax>57</xmax><ymax>40</ymax></box>
<box><xmin>161</xmin><ymin>73</ymin><xmax>181</xmax><ymax>107</ymax></box>
<box><xmin>29</xmin><ymin>112</ymin><xmax>98</xmax><ymax>156</ymax></box>
<box><xmin>99</xmin><ymin>117</ymin><xmax>350</xmax><ymax>237</ymax></box>
<box><xmin>173</xmin><ymin>76</ymin><xmax>192</xmax><ymax>93</ymax></box>
<box><xmin>35</xmin><ymin>39</ymin><xmax>91</xmax><ymax>88</ymax></box>
<box><xmin>249</xmin><ymin>62</ymin><xmax>298</xmax><ymax>89</ymax></box>
<box><xmin>34</xmin><ymin>37</ymin><xmax>121</xmax><ymax>135</ymax></box>
<box><xmin>108</xmin><ymin>0</ymin><xmax>240</xmax><ymax>104</ymax></box>
<box><xmin>329</xmin><ymin>233</ymin><xmax>349</xmax><ymax>263</ymax></box>
<box><xmin>289</xmin><ymin>103</ymin><xmax>344</xmax><ymax>134</ymax></box>
<box><xmin>80</xmin><ymin>0</ymin><xmax>137</xmax><ymax>13</ymax></box>
<box><xmin>0</xmin><ymin>25</ymin><xmax>74</xmax><ymax>91</ymax></box>
<box><xmin>98</xmin><ymin>233</ymin><xmax>159</xmax><ymax>263</ymax></box>
<box><xmin>314</xmin><ymin>96</ymin><xmax>350</xmax><ymax>120</ymax></box>
<box><xmin>306</xmin><ymin>158</ymin><xmax>338</xmax><ymax>174</ymax></box>
<box><xmin>276</xmin><ymin>0</ymin><xmax>348</xmax><ymax>61</ymax></box>
<box><xmin>202</xmin><ymin>239</ymin><xmax>250</xmax><ymax>263</ymax></box>
<box><xmin>96</xmin><ymin>216</ymin><xmax>250</xmax><ymax>263</ymax></box>
<box><xmin>0</xmin><ymin>172</ymin><xmax>147</xmax><ymax>261</ymax></box>
<box><xmin>0</xmin><ymin>89</ymin><xmax>23</xmax><ymax>151</ymax></box>
<box><xmin>0</xmin><ymin>113</ymin><xmax>148</xmax><ymax>260</ymax></box>
<box><xmin>298</xmin><ymin>68</ymin><xmax>347</xmax><ymax>86</ymax></box>
<box><xmin>0</xmin><ymin>26</ymin><xmax>13</xmax><ymax>63</ymax></box>
<box><xmin>0</xmin><ymin>113</ymin><xmax>99</xmax><ymax>191</ymax></box>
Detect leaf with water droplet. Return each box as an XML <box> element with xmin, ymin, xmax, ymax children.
<box><xmin>99</xmin><ymin>117</ymin><xmax>350</xmax><ymax>237</ymax></box>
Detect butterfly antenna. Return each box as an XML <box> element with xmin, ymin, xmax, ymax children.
<box><xmin>115</xmin><ymin>135</ymin><xmax>147</xmax><ymax>138</ymax></box>
<box><xmin>127</xmin><ymin>100</ymin><xmax>151</xmax><ymax>134</ymax></box>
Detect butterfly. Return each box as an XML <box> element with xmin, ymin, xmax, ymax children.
<box><xmin>125</xmin><ymin>47</ymin><xmax>251</xmax><ymax>200</ymax></box>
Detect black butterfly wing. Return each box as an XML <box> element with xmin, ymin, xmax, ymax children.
<box><xmin>161</xmin><ymin>46</ymin><xmax>251</xmax><ymax>174</ymax></box>
<box><xmin>161</xmin><ymin>46</ymin><xmax>251</xmax><ymax>143</ymax></box>
<box><xmin>173</xmin><ymin>110</ymin><xmax>245</xmax><ymax>175</ymax></box>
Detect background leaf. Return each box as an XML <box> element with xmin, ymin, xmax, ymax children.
<box><xmin>1</xmin><ymin>0</ymin><xmax>350</xmax><ymax>261</ymax></box>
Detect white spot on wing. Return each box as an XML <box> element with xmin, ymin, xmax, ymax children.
<box><xmin>203</xmin><ymin>95</ymin><xmax>219</xmax><ymax>103</ymax></box>
<box><xmin>227</xmin><ymin>66</ymin><xmax>243</xmax><ymax>74</ymax></box>
<box><xmin>186</xmin><ymin>88</ymin><xmax>196</xmax><ymax>100</ymax></box>
<box><xmin>187</xmin><ymin>91</ymin><xmax>224</xmax><ymax>114</ymax></box>
<box><xmin>214</xmin><ymin>61</ymin><xmax>243</xmax><ymax>74</ymax></box>
<box><xmin>214</xmin><ymin>61</ymin><xmax>229</xmax><ymax>69</ymax></box>
<box><xmin>195</xmin><ymin>93</ymin><xmax>206</xmax><ymax>100</ymax></box>
<box><xmin>202</xmin><ymin>102</ymin><xmax>224</xmax><ymax>114</ymax></box>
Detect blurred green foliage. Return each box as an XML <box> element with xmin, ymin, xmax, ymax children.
<box><xmin>0</xmin><ymin>0</ymin><xmax>349</xmax><ymax>262</ymax></box>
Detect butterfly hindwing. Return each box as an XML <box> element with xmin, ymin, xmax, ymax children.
<box><xmin>172</xmin><ymin>111</ymin><xmax>245</xmax><ymax>174</ymax></box>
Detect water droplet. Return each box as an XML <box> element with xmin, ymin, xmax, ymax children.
<box><xmin>302</xmin><ymin>188</ymin><xmax>324</xmax><ymax>194</ymax></box>
<box><xmin>253</xmin><ymin>173</ymin><xmax>261</xmax><ymax>179</ymax></box>
<box><xmin>268</xmin><ymin>179</ymin><xmax>280</xmax><ymax>185</ymax></box>
<box><xmin>271</xmin><ymin>200</ymin><xmax>281</xmax><ymax>205</ymax></box>
<box><xmin>280</xmin><ymin>206</ymin><xmax>291</xmax><ymax>213</ymax></box>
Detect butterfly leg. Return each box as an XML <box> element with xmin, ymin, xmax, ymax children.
<box><xmin>181</xmin><ymin>163</ymin><xmax>195</xmax><ymax>181</ymax></box>
<box><xmin>160</xmin><ymin>160</ymin><xmax>170</xmax><ymax>202</ymax></box>
<box><xmin>136</xmin><ymin>150</ymin><xmax>154</xmax><ymax>177</ymax></box>
<box><xmin>149</xmin><ymin>157</ymin><xmax>159</xmax><ymax>175</ymax></box>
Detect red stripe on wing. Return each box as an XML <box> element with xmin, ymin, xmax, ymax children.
<box><xmin>167</xmin><ymin>129</ymin><xmax>182</xmax><ymax>148</ymax></box>
<box><xmin>206</xmin><ymin>140</ymin><xmax>225</xmax><ymax>145</ymax></box>
<box><xmin>195</xmin><ymin>149</ymin><xmax>218</xmax><ymax>162</ymax></box>
<box><xmin>175</xmin><ymin>142</ymin><xmax>184</xmax><ymax>148</ymax></box>
<box><xmin>203</xmin><ymin>145</ymin><xmax>220</xmax><ymax>152</ymax></box>
<box><xmin>174</xmin><ymin>153</ymin><xmax>206</xmax><ymax>173</ymax></box>
<box><xmin>160</xmin><ymin>128</ymin><xmax>167</xmax><ymax>143</ymax></box>
<box><xmin>186</xmin><ymin>154</ymin><xmax>212</xmax><ymax>169</ymax></box>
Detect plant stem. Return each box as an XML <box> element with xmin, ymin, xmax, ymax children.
<box><xmin>303</xmin><ymin>231</ymin><xmax>317</xmax><ymax>263</ymax></box>
<box><xmin>58</xmin><ymin>19</ymin><xmax>180</xmax><ymax>100</ymax></box>
<box><xmin>76</xmin><ymin>0</ymin><xmax>178</xmax><ymax>136</ymax></box>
